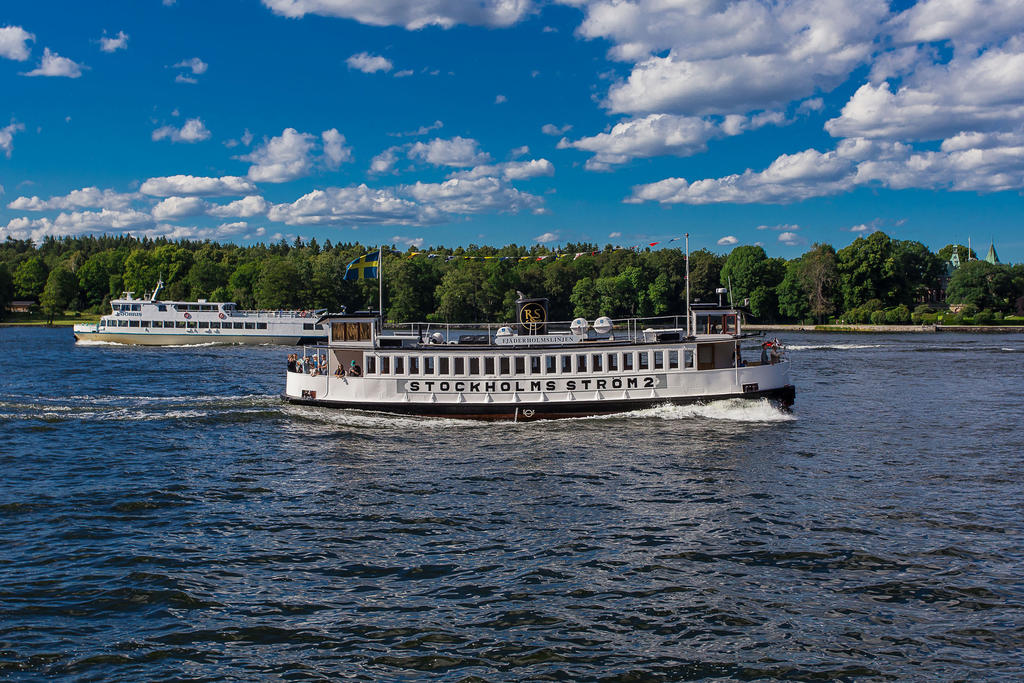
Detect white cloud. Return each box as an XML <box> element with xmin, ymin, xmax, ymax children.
<box><xmin>407</xmin><ymin>176</ymin><xmax>542</xmax><ymax>215</ymax></box>
<box><xmin>561</xmin><ymin>112</ymin><xmax>785</xmax><ymax>168</ymax></box>
<box><xmin>394</xmin><ymin>69</ymin><xmax>413</xmax><ymax>77</ymax></box>
<box><xmin>207</xmin><ymin>195</ymin><xmax>268</xmax><ymax>217</ymax></box>
<box><xmin>889</xmin><ymin>0</ymin><xmax>1024</xmax><ymax>47</ymax></box>
<box><xmin>534</xmin><ymin>232</ymin><xmax>559</xmax><ymax>243</ymax></box>
<box><xmin>346</xmin><ymin>52</ymin><xmax>392</xmax><ymax>73</ymax></box>
<box><xmin>370</xmin><ymin>146</ymin><xmax>400</xmax><ymax>174</ymax></box>
<box><xmin>757</xmin><ymin>223</ymin><xmax>800</xmax><ymax>231</ymax></box>
<box><xmin>152</xmin><ymin>117</ymin><xmax>211</xmax><ymax>143</ymax></box>
<box><xmin>99</xmin><ymin>31</ymin><xmax>128</xmax><ymax>53</ymax></box>
<box><xmin>450</xmin><ymin>158</ymin><xmax>555</xmax><ymax>181</ymax></box>
<box><xmin>268</xmin><ymin>185</ymin><xmax>429</xmax><ymax>225</ymax></box>
<box><xmin>826</xmin><ymin>41</ymin><xmax>1024</xmax><ymax>142</ymax></box>
<box><xmin>7</xmin><ymin>187</ymin><xmax>139</xmax><ymax>210</ymax></box>
<box><xmin>2</xmin><ymin>209</ymin><xmax>153</xmax><ymax>241</ymax></box>
<box><xmin>260</xmin><ymin>0</ymin><xmax>533</xmax><ymax>29</ymax></box>
<box><xmin>152</xmin><ymin>196</ymin><xmax>208</xmax><ymax>220</ymax></box>
<box><xmin>392</xmin><ymin>235</ymin><xmax>424</xmax><ymax>247</ymax></box>
<box><xmin>408</xmin><ymin>136</ymin><xmax>491</xmax><ymax>167</ymax></box>
<box><xmin>574</xmin><ymin>0</ymin><xmax>889</xmax><ymax>116</ymax></box>
<box><xmin>609</xmin><ymin>231</ymin><xmax>621</xmax><ymax>238</ymax></box>
<box><xmin>0</xmin><ymin>26</ymin><xmax>34</xmax><ymax>61</ymax></box>
<box><xmin>241</xmin><ymin>128</ymin><xmax>316</xmax><ymax>183</ymax></box>
<box><xmin>495</xmin><ymin>94</ymin><xmax>507</xmax><ymax>104</ymax></box>
<box><xmin>140</xmin><ymin>175</ymin><xmax>257</xmax><ymax>197</ymax></box>
<box><xmin>321</xmin><ymin>128</ymin><xmax>353</xmax><ymax>168</ymax></box>
<box><xmin>777</xmin><ymin>231</ymin><xmax>803</xmax><ymax>246</ymax></box>
<box><xmin>848</xmin><ymin>223</ymin><xmax>874</xmax><ymax>233</ymax></box>
<box><xmin>542</xmin><ymin>123</ymin><xmax>572</xmax><ymax>136</ymax></box>
<box><xmin>23</xmin><ymin>47</ymin><xmax>84</xmax><ymax>78</ymax></box>
<box><xmin>175</xmin><ymin>74</ymin><xmax>197</xmax><ymax>84</ymax></box>
<box><xmin>797</xmin><ymin>98</ymin><xmax>825</xmax><ymax>114</ymax></box>
<box><xmin>0</xmin><ymin>122</ymin><xmax>24</xmax><ymax>158</ymax></box>
<box><xmin>717</xmin><ymin>235</ymin><xmax>738</xmax><ymax>246</ymax></box>
<box><xmin>174</xmin><ymin>57</ymin><xmax>207</xmax><ymax>74</ymax></box>
<box><xmin>389</xmin><ymin>120</ymin><xmax>443</xmax><ymax>137</ymax></box>
<box><xmin>509</xmin><ymin>145</ymin><xmax>529</xmax><ymax>158</ymax></box>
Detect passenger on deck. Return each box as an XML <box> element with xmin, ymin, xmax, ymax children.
<box><xmin>334</xmin><ymin>365</ymin><xmax>345</xmax><ymax>378</ymax></box>
<box><xmin>760</xmin><ymin>343</ymin><xmax>769</xmax><ymax>365</ymax></box>
<box><xmin>347</xmin><ymin>360</ymin><xmax>361</xmax><ymax>377</ymax></box>
<box><xmin>287</xmin><ymin>353</ymin><xmax>297</xmax><ymax>373</ymax></box>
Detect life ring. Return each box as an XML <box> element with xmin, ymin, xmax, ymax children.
<box><xmin>183</xmin><ymin>312</ymin><xmax>191</xmax><ymax>319</ymax></box>
<box><xmin>218</xmin><ymin>312</ymin><xmax>226</xmax><ymax>320</ymax></box>
<box><xmin>522</xmin><ymin>409</ymin><xmax>535</xmax><ymax>418</ymax></box>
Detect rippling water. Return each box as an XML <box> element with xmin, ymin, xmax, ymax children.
<box><xmin>1</xmin><ymin>327</ymin><xmax>1022</xmax><ymax>680</ymax></box>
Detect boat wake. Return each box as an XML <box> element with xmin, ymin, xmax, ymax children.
<box><xmin>786</xmin><ymin>343</ymin><xmax>884</xmax><ymax>351</ymax></box>
<box><xmin>604</xmin><ymin>398</ymin><xmax>796</xmax><ymax>423</ymax></box>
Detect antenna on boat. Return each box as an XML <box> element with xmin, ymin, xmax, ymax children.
<box><xmin>684</xmin><ymin>233</ymin><xmax>691</xmax><ymax>337</ymax></box>
<box><xmin>151</xmin><ymin>278</ymin><xmax>164</xmax><ymax>302</ymax></box>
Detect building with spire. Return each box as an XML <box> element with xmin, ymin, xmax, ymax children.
<box><xmin>985</xmin><ymin>241</ymin><xmax>1000</xmax><ymax>264</ymax></box>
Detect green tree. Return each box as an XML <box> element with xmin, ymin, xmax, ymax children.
<box><xmin>122</xmin><ymin>249</ymin><xmax>160</xmax><ymax>294</ymax></box>
<box><xmin>720</xmin><ymin>245</ymin><xmax>767</xmax><ymax>303</ymax></box>
<box><xmin>434</xmin><ymin>263</ymin><xmax>485</xmax><ymax>322</ymax></box>
<box><xmin>799</xmin><ymin>243</ymin><xmax>838</xmax><ymax>321</ymax></box>
<box><xmin>0</xmin><ymin>263</ymin><xmax>14</xmax><ymax>319</ymax></box>
<box><xmin>688</xmin><ymin>249</ymin><xmax>725</xmax><ymax>304</ymax></box>
<box><xmin>39</xmin><ymin>266</ymin><xmax>78</xmax><ymax>323</ymax></box>
<box><xmin>228</xmin><ymin>261</ymin><xmax>259</xmax><ymax>308</ymax></box>
<box><xmin>254</xmin><ymin>257</ymin><xmax>301</xmax><ymax>309</ymax></box>
<box><xmin>77</xmin><ymin>250</ymin><xmax>126</xmax><ymax>308</ymax></box>
<box><xmin>386</xmin><ymin>257</ymin><xmax>438</xmax><ymax>322</ymax></box>
<box><xmin>777</xmin><ymin>260</ymin><xmax>810</xmax><ymax>322</ymax></box>
<box><xmin>570</xmin><ymin>277</ymin><xmax>599</xmax><ymax>319</ymax></box>
<box><xmin>947</xmin><ymin>261</ymin><xmax>1013</xmax><ymax>311</ymax></box>
<box><xmin>13</xmin><ymin>257</ymin><xmax>48</xmax><ymax>299</ymax></box>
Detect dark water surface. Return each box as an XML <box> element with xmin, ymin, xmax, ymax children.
<box><xmin>1</xmin><ymin>327</ymin><xmax>1022</xmax><ymax>681</ymax></box>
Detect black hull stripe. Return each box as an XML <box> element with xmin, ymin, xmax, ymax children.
<box><xmin>282</xmin><ymin>385</ymin><xmax>795</xmax><ymax>421</ymax></box>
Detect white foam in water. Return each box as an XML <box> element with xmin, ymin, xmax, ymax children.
<box><xmin>786</xmin><ymin>343</ymin><xmax>884</xmax><ymax>351</ymax></box>
<box><xmin>283</xmin><ymin>403</ymin><xmax>480</xmax><ymax>430</ymax></box>
<box><xmin>590</xmin><ymin>398</ymin><xmax>796</xmax><ymax>423</ymax></box>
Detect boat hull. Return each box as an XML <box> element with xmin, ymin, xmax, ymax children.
<box><xmin>73</xmin><ymin>331</ymin><xmax>324</xmax><ymax>346</ymax></box>
<box><xmin>282</xmin><ymin>384</ymin><xmax>795</xmax><ymax>420</ymax></box>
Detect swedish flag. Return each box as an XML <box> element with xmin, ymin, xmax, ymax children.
<box><xmin>344</xmin><ymin>252</ymin><xmax>379</xmax><ymax>280</ymax></box>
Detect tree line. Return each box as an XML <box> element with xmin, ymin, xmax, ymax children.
<box><xmin>1</xmin><ymin>232</ymin><xmax>1022</xmax><ymax>324</ymax></box>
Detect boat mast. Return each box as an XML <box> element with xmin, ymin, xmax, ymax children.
<box><xmin>378</xmin><ymin>245</ymin><xmax>384</xmax><ymax>320</ymax></box>
<box><xmin>684</xmin><ymin>233</ymin><xmax>691</xmax><ymax>337</ymax></box>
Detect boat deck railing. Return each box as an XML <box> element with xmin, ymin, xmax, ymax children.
<box><xmin>380</xmin><ymin>313</ymin><xmax>703</xmax><ymax>346</ymax></box>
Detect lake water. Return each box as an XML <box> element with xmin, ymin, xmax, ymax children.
<box><xmin>1</xmin><ymin>327</ymin><xmax>1022</xmax><ymax>681</ymax></box>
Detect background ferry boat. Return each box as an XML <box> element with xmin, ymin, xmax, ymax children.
<box><xmin>283</xmin><ymin>295</ymin><xmax>795</xmax><ymax>420</ymax></box>
<box><xmin>73</xmin><ymin>281</ymin><xmax>327</xmax><ymax>346</ymax></box>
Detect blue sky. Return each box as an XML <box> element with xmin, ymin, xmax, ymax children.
<box><xmin>1</xmin><ymin>0</ymin><xmax>1022</xmax><ymax>260</ymax></box>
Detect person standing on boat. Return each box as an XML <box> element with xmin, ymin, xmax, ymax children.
<box><xmin>348</xmin><ymin>360</ymin><xmax>361</xmax><ymax>377</ymax></box>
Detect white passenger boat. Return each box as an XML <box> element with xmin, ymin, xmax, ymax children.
<box><xmin>282</xmin><ymin>295</ymin><xmax>795</xmax><ymax>420</ymax></box>
<box><xmin>73</xmin><ymin>281</ymin><xmax>327</xmax><ymax>346</ymax></box>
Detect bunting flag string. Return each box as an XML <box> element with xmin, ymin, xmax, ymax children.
<box><xmin>370</xmin><ymin>233</ymin><xmax>690</xmax><ymax>265</ymax></box>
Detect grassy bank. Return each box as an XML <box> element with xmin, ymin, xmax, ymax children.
<box><xmin>0</xmin><ymin>312</ymin><xmax>101</xmax><ymax>327</ymax></box>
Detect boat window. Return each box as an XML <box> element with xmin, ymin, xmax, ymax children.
<box><xmin>654</xmin><ymin>351</ymin><xmax>663</xmax><ymax>369</ymax></box>
<box><xmin>244</xmin><ymin>322</ymin><xmax>255</xmax><ymax>329</ymax></box>
<box><xmin>409</xmin><ymin>357</ymin><xmax>419</xmax><ymax>374</ymax></box>
<box><xmin>638</xmin><ymin>352</ymin><xmax>649</xmax><ymax>370</ymax></box>
<box><xmin>514</xmin><ymin>356</ymin><xmax>525</xmax><ymax>374</ymax></box>
<box><xmin>157</xmin><ymin>305</ymin><xmax>166</xmax><ymax>312</ymax></box>
<box><xmin>545</xmin><ymin>355</ymin><xmax>556</xmax><ymax>374</ymax></box>
<box><xmin>684</xmin><ymin>349</ymin><xmax>694</xmax><ymax>367</ymax></box>
<box><xmin>424</xmin><ymin>357</ymin><xmax>435</xmax><ymax>375</ymax></box>
<box><xmin>187</xmin><ymin>321</ymin><xmax>198</xmax><ymax>329</ymax></box>
<box><xmin>623</xmin><ymin>353</ymin><xmax>634</xmax><ymax>371</ymax></box>
<box><xmin>607</xmin><ymin>353</ymin><xmax>618</xmax><ymax>371</ymax></box>
<box><xmin>499</xmin><ymin>357</ymin><xmax>510</xmax><ymax>375</ymax></box>
<box><xmin>577</xmin><ymin>354</ymin><xmax>588</xmax><ymax>372</ymax></box>
<box><xmin>132</xmin><ymin>304</ymin><xmax>141</xmax><ymax>311</ymax></box>
<box><xmin>303</xmin><ymin>323</ymin><xmax>316</xmax><ymax>330</ymax></box>
<box><xmin>484</xmin><ymin>357</ymin><xmax>495</xmax><ymax>375</ymax></box>
<box><xmin>366</xmin><ymin>356</ymin><xmax>376</xmax><ymax>374</ymax></box>
<box><xmin>380</xmin><ymin>356</ymin><xmax>390</xmax><ymax>374</ymax></box>
<box><xmin>530</xmin><ymin>356</ymin><xmax>541</xmax><ymax>374</ymax></box>
<box><xmin>668</xmin><ymin>350</ymin><xmax>678</xmax><ymax>369</ymax></box>
<box><xmin>394</xmin><ymin>357</ymin><xmax>405</xmax><ymax>374</ymax></box>
<box><xmin>140</xmin><ymin>321</ymin><xmax>150</xmax><ymax>327</ymax></box>
<box><xmin>149</xmin><ymin>320</ymin><xmax>160</xmax><ymax>328</ymax></box>
<box><xmin>454</xmin><ymin>357</ymin><xmax>465</xmax><ymax>374</ymax></box>
<box><xmin>175</xmin><ymin>321</ymin><xmax>186</xmax><ymax>329</ymax></box>
<box><xmin>129</xmin><ymin>320</ymin><xmax>140</xmax><ymax>327</ymax></box>
<box><xmin>209</xmin><ymin>322</ymin><xmax>219</xmax><ymax>329</ymax></box>
<box><xmin>257</xmin><ymin>322</ymin><xmax>267</xmax><ymax>330</ymax></box>
<box><xmin>561</xmin><ymin>355</ymin><xmax>572</xmax><ymax>373</ymax></box>
<box><xmin>592</xmin><ymin>354</ymin><xmax>603</xmax><ymax>371</ymax></box>
<box><xmin>198</xmin><ymin>321</ymin><xmax>209</xmax><ymax>329</ymax></box>
<box><xmin>469</xmin><ymin>358</ymin><xmax>480</xmax><ymax>375</ymax></box>
<box><xmin>439</xmin><ymin>357</ymin><xmax>449</xmax><ymax>374</ymax></box>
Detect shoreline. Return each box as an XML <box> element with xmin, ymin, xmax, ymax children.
<box><xmin>746</xmin><ymin>323</ymin><xmax>1024</xmax><ymax>333</ymax></box>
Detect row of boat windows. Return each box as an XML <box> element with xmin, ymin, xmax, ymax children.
<box><xmin>101</xmin><ymin>319</ymin><xmax>268</xmax><ymax>330</ymax></box>
<box><xmin>361</xmin><ymin>350</ymin><xmax>696</xmax><ymax>376</ymax></box>
<box><xmin>110</xmin><ymin>304</ymin><xmax>223</xmax><ymax>312</ymax></box>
